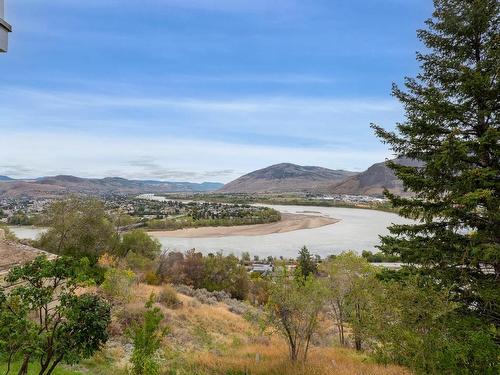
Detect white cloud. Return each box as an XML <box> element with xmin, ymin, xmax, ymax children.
<box><xmin>0</xmin><ymin>87</ymin><xmax>399</xmax><ymax>181</ymax></box>
<box><xmin>0</xmin><ymin>130</ymin><xmax>391</xmax><ymax>182</ymax></box>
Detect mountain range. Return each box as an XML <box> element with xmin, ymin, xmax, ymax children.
<box><xmin>218</xmin><ymin>159</ymin><xmax>417</xmax><ymax>196</ymax></box>
<box><xmin>325</xmin><ymin>158</ymin><xmax>420</xmax><ymax>196</ymax></box>
<box><xmin>0</xmin><ymin>159</ymin><xmax>415</xmax><ymax>198</ymax></box>
<box><xmin>0</xmin><ymin>176</ymin><xmax>223</xmax><ymax>198</ymax></box>
<box><xmin>218</xmin><ymin>163</ymin><xmax>357</xmax><ymax>194</ymax></box>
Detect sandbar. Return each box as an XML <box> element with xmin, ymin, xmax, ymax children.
<box><xmin>148</xmin><ymin>213</ymin><xmax>339</xmax><ymax>238</ymax></box>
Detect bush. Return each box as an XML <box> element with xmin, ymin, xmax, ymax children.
<box><xmin>144</xmin><ymin>271</ymin><xmax>160</xmax><ymax>285</ymax></box>
<box><xmin>101</xmin><ymin>267</ymin><xmax>136</xmax><ymax>303</ymax></box>
<box><xmin>192</xmin><ymin>289</ymin><xmax>218</xmax><ymax>305</ymax></box>
<box><xmin>115</xmin><ymin>305</ymin><xmax>145</xmax><ymax>332</ymax></box>
<box><xmin>175</xmin><ymin>284</ymin><xmax>195</xmax><ymax>297</ymax></box>
<box><xmin>126</xmin><ymin>251</ymin><xmax>154</xmax><ymax>272</ymax></box>
<box><xmin>128</xmin><ymin>296</ymin><xmax>168</xmax><ymax>375</ymax></box>
<box><xmin>119</xmin><ymin>229</ymin><xmax>162</xmax><ymax>260</ymax></box>
<box><xmin>157</xmin><ymin>285</ymin><xmax>182</xmax><ymax>309</ymax></box>
<box><xmin>202</xmin><ymin>253</ymin><xmax>250</xmax><ymax>300</ymax></box>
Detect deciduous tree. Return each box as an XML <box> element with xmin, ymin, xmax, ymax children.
<box><xmin>267</xmin><ymin>270</ymin><xmax>326</xmax><ymax>362</ymax></box>
<box><xmin>0</xmin><ymin>256</ymin><xmax>111</xmax><ymax>375</ymax></box>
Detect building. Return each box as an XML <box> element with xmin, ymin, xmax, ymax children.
<box><xmin>250</xmin><ymin>263</ymin><xmax>274</xmax><ymax>276</ymax></box>
<box><xmin>0</xmin><ymin>0</ymin><xmax>12</xmax><ymax>52</ymax></box>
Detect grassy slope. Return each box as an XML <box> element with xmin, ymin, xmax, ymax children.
<box><xmin>68</xmin><ymin>284</ymin><xmax>410</xmax><ymax>375</ymax></box>
<box><xmin>0</xmin><ymin>362</ymin><xmax>82</xmax><ymax>375</ymax></box>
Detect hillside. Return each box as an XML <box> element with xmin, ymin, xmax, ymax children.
<box><xmin>54</xmin><ymin>283</ymin><xmax>409</xmax><ymax>375</ymax></box>
<box><xmin>327</xmin><ymin>158</ymin><xmax>421</xmax><ymax>197</ymax></box>
<box><xmin>0</xmin><ymin>176</ymin><xmax>223</xmax><ymax>198</ymax></box>
<box><xmin>219</xmin><ymin>163</ymin><xmax>357</xmax><ymax>193</ymax></box>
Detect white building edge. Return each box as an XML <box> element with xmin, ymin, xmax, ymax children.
<box><xmin>0</xmin><ymin>0</ymin><xmax>12</xmax><ymax>52</ymax></box>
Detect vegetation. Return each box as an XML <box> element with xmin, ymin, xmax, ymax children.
<box><xmin>156</xmin><ymin>250</ymin><xmax>250</xmax><ymax>300</ymax></box>
<box><xmin>165</xmin><ymin>193</ymin><xmax>399</xmax><ymax>213</ymax></box>
<box><xmin>366</xmin><ymin>275</ymin><xmax>499</xmax><ymax>374</ymax></box>
<box><xmin>266</xmin><ymin>269</ymin><xmax>326</xmax><ymax>362</ymax></box>
<box><xmin>118</xmin><ymin>229</ymin><xmax>161</xmax><ymax>259</ymax></box>
<box><xmin>100</xmin><ymin>267</ymin><xmax>136</xmax><ymax>304</ymax></box>
<box><xmin>145</xmin><ymin>205</ymin><xmax>281</xmax><ymax>231</ymax></box>
<box><xmin>128</xmin><ymin>296</ymin><xmax>168</xmax><ymax>375</ymax></box>
<box><xmin>323</xmin><ymin>253</ymin><xmax>378</xmax><ymax>350</ymax></box>
<box><xmin>295</xmin><ymin>246</ymin><xmax>318</xmax><ymax>278</ymax></box>
<box><xmin>35</xmin><ymin>197</ymin><xmax>118</xmax><ymax>261</ymax></box>
<box><xmin>6</xmin><ymin>211</ymin><xmax>37</xmax><ymax>226</ymax></box>
<box><xmin>156</xmin><ymin>284</ymin><xmax>182</xmax><ymax>309</ymax></box>
<box><xmin>361</xmin><ymin>250</ymin><xmax>400</xmax><ymax>263</ymax></box>
<box><xmin>0</xmin><ymin>256</ymin><xmax>110</xmax><ymax>375</ymax></box>
<box><xmin>374</xmin><ymin>0</ymin><xmax>500</xmax><ymax>374</ymax></box>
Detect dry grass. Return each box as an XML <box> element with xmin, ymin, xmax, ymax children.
<box><xmin>96</xmin><ymin>283</ymin><xmax>411</xmax><ymax>375</ymax></box>
<box><xmin>192</xmin><ymin>341</ymin><xmax>410</xmax><ymax>375</ymax></box>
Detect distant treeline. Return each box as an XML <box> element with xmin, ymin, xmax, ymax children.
<box><xmin>145</xmin><ymin>207</ymin><xmax>281</xmax><ymax>230</ymax></box>
<box><xmin>165</xmin><ymin>194</ymin><xmax>399</xmax><ymax>213</ymax></box>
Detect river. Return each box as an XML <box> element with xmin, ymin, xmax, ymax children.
<box><xmin>8</xmin><ymin>205</ymin><xmax>413</xmax><ymax>259</ymax></box>
<box><xmin>150</xmin><ymin>205</ymin><xmax>413</xmax><ymax>258</ymax></box>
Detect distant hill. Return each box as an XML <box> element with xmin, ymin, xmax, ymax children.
<box><xmin>218</xmin><ymin>163</ymin><xmax>357</xmax><ymax>194</ymax></box>
<box><xmin>327</xmin><ymin>158</ymin><xmax>422</xmax><ymax>197</ymax></box>
<box><xmin>0</xmin><ymin>175</ymin><xmax>223</xmax><ymax>198</ymax></box>
<box><xmin>0</xmin><ymin>176</ymin><xmax>14</xmax><ymax>181</ymax></box>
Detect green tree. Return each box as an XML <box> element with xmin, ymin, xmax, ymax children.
<box><xmin>371</xmin><ymin>0</ymin><xmax>499</xmax><ymax>328</ymax></box>
<box><xmin>322</xmin><ymin>252</ymin><xmax>379</xmax><ymax>350</ymax></box>
<box><xmin>202</xmin><ymin>252</ymin><xmax>249</xmax><ymax>300</ymax></box>
<box><xmin>266</xmin><ymin>269</ymin><xmax>326</xmax><ymax>362</ymax></box>
<box><xmin>366</xmin><ymin>275</ymin><xmax>499</xmax><ymax>375</ymax></box>
<box><xmin>119</xmin><ymin>229</ymin><xmax>161</xmax><ymax>259</ymax></box>
<box><xmin>37</xmin><ymin>197</ymin><xmax>118</xmax><ymax>261</ymax></box>
<box><xmin>296</xmin><ymin>246</ymin><xmax>317</xmax><ymax>279</ymax></box>
<box><xmin>128</xmin><ymin>295</ymin><xmax>168</xmax><ymax>375</ymax></box>
<box><xmin>0</xmin><ymin>256</ymin><xmax>110</xmax><ymax>375</ymax></box>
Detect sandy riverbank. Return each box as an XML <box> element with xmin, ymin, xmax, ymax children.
<box><xmin>147</xmin><ymin>213</ymin><xmax>339</xmax><ymax>238</ymax></box>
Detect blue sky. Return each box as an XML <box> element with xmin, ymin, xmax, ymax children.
<box><xmin>0</xmin><ymin>0</ymin><xmax>432</xmax><ymax>182</ymax></box>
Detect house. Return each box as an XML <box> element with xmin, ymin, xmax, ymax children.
<box><xmin>0</xmin><ymin>0</ymin><xmax>12</xmax><ymax>52</ymax></box>
<box><xmin>250</xmin><ymin>263</ymin><xmax>274</xmax><ymax>276</ymax></box>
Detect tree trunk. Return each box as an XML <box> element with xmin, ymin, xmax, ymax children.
<box><xmin>354</xmin><ymin>302</ymin><xmax>362</xmax><ymax>351</ymax></box>
<box><xmin>17</xmin><ymin>355</ymin><xmax>30</xmax><ymax>375</ymax></box>
<box><xmin>44</xmin><ymin>355</ymin><xmax>63</xmax><ymax>375</ymax></box>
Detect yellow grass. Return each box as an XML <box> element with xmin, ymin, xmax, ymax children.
<box><xmin>97</xmin><ymin>284</ymin><xmax>411</xmax><ymax>375</ymax></box>
<box><xmin>193</xmin><ymin>342</ymin><xmax>410</xmax><ymax>375</ymax></box>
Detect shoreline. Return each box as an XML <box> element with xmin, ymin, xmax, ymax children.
<box><xmin>147</xmin><ymin>213</ymin><xmax>339</xmax><ymax>238</ymax></box>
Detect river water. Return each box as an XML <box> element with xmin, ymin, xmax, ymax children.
<box><xmin>8</xmin><ymin>205</ymin><xmax>413</xmax><ymax>259</ymax></box>
<box><xmin>150</xmin><ymin>205</ymin><xmax>413</xmax><ymax>258</ymax></box>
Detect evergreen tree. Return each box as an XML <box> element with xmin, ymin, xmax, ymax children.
<box><xmin>372</xmin><ymin>0</ymin><xmax>499</xmax><ymax>327</ymax></box>
<box><xmin>296</xmin><ymin>246</ymin><xmax>317</xmax><ymax>279</ymax></box>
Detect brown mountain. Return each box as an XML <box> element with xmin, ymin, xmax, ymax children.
<box><xmin>0</xmin><ymin>176</ymin><xmax>223</xmax><ymax>198</ymax></box>
<box><xmin>218</xmin><ymin>163</ymin><xmax>357</xmax><ymax>194</ymax></box>
<box><xmin>327</xmin><ymin>158</ymin><xmax>421</xmax><ymax>197</ymax></box>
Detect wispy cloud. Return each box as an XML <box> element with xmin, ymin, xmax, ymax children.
<box><xmin>0</xmin><ymin>164</ymin><xmax>36</xmax><ymax>177</ymax></box>
<box><xmin>0</xmin><ymin>129</ymin><xmax>391</xmax><ymax>182</ymax></box>
<box><xmin>125</xmin><ymin>157</ymin><xmax>235</xmax><ymax>181</ymax></box>
<box><xmin>2</xmin><ymin>87</ymin><xmax>396</xmax><ymax>113</ymax></box>
<box><xmin>0</xmin><ymin>86</ymin><xmax>402</xmax><ymax>154</ymax></box>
